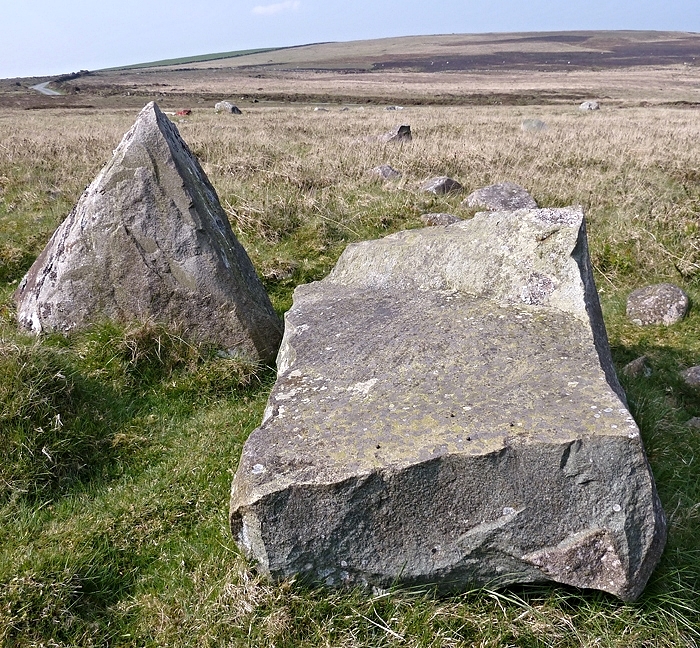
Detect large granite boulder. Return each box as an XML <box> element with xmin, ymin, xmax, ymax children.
<box><xmin>15</xmin><ymin>102</ymin><xmax>282</xmax><ymax>364</ymax></box>
<box><xmin>463</xmin><ymin>182</ymin><xmax>537</xmax><ymax>211</ymax></box>
<box><xmin>230</xmin><ymin>207</ymin><xmax>666</xmax><ymax>601</ymax></box>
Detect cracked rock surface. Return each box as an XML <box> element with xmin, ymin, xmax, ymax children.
<box><xmin>230</xmin><ymin>207</ymin><xmax>666</xmax><ymax>600</ymax></box>
<box><xmin>14</xmin><ymin>101</ymin><xmax>282</xmax><ymax>363</ymax></box>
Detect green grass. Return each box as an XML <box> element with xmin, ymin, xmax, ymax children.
<box><xmin>102</xmin><ymin>47</ymin><xmax>285</xmax><ymax>71</ymax></box>
<box><xmin>1</xmin><ymin>104</ymin><xmax>700</xmax><ymax>646</ymax></box>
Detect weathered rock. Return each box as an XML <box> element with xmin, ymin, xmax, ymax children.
<box><xmin>421</xmin><ymin>176</ymin><xmax>463</xmax><ymax>194</ymax></box>
<box><xmin>626</xmin><ymin>283</ymin><xmax>689</xmax><ymax>326</ymax></box>
<box><xmin>420</xmin><ymin>213</ymin><xmax>461</xmax><ymax>226</ymax></box>
<box><xmin>579</xmin><ymin>101</ymin><xmax>600</xmax><ymax>111</ymax></box>
<box><xmin>369</xmin><ymin>164</ymin><xmax>402</xmax><ymax>181</ymax></box>
<box><xmin>622</xmin><ymin>356</ymin><xmax>651</xmax><ymax>378</ymax></box>
<box><xmin>15</xmin><ymin>102</ymin><xmax>282</xmax><ymax>364</ymax></box>
<box><xmin>379</xmin><ymin>124</ymin><xmax>411</xmax><ymax>143</ymax></box>
<box><xmin>522</xmin><ymin>118</ymin><xmax>547</xmax><ymax>132</ymax></box>
<box><xmin>230</xmin><ymin>206</ymin><xmax>666</xmax><ymax>601</ymax></box>
<box><xmin>681</xmin><ymin>366</ymin><xmax>700</xmax><ymax>388</ymax></box>
<box><xmin>463</xmin><ymin>182</ymin><xmax>537</xmax><ymax>211</ymax></box>
<box><xmin>385</xmin><ymin>105</ymin><xmax>404</xmax><ymax>111</ymax></box>
<box><xmin>313</xmin><ymin>107</ymin><xmax>329</xmax><ymax>112</ymax></box>
<box><xmin>687</xmin><ymin>417</ymin><xmax>700</xmax><ymax>429</ymax></box>
<box><xmin>215</xmin><ymin>101</ymin><xmax>242</xmax><ymax>114</ymax></box>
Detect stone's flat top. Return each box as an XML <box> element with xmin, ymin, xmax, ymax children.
<box><xmin>238</xmin><ymin>288</ymin><xmax>638</xmax><ymax>498</ymax></box>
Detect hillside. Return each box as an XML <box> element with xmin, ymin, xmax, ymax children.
<box><xmin>2</xmin><ymin>30</ymin><xmax>699</xmax><ymax>110</ymax></box>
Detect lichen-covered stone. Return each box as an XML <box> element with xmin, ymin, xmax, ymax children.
<box><xmin>15</xmin><ymin>102</ymin><xmax>282</xmax><ymax>363</ymax></box>
<box><xmin>230</xmin><ymin>206</ymin><xmax>666</xmax><ymax>601</ymax></box>
<box><xmin>463</xmin><ymin>182</ymin><xmax>537</xmax><ymax>211</ymax></box>
<box><xmin>626</xmin><ymin>283</ymin><xmax>689</xmax><ymax>326</ymax></box>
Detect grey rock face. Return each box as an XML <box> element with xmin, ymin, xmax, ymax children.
<box><xmin>15</xmin><ymin>102</ymin><xmax>282</xmax><ymax>364</ymax></box>
<box><xmin>230</xmin><ymin>206</ymin><xmax>665</xmax><ymax>601</ymax></box>
<box><xmin>369</xmin><ymin>164</ymin><xmax>402</xmax><ymax>181</ymax></box>
<box><xmin>522</xmin><ymin>119</ymin><xmax>547</xmax><ymax>132</ymax></box>
<box><xmin>626</xmin><ymin>283</ymin><xmax>689</xmax><ymax>326</ymax></box>
<box><xmin>379</xmin><ymin>124</ymin><xmax>412</xmax><ymax>143</ymax></box>
<box><xmin>463</xmin><ymin>182</ymin><xmax>538</xmax><ymax>211</ymax></box>
<box><xmin>420</xmin><ymin>213</ymin><xmax>461</xmax><ymax>226</ymax></box>
<box><xmin>216</xmin><ymin>101</ymin><xmax>242</xmax><ymax>114</ymax></box>
<box><xmin>421</xmin><ymin>176</ymin><xmax>463</xmax><ymax>194</ymax></box>
<box><xmin>579</xmin><ymin>101</ymin><xmax>600</xmax><ymax>111</ymax></box>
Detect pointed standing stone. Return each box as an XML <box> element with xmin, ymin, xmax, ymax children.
<box><xmin>15</xmin><ymin>102</ymin><xmax>282</xmax><ymax>363</ymax></box>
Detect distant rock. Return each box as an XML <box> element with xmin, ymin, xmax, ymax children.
<box><xmin>15</xmin><ymin>102</ymin><xmax>282</xmax><ymax>364</ymax></box>
<box><xmin>579</xmin><ymin>101</ymin><xmax>600</xmax><ymax>111</ymax></box>
<box><xmin>521</xmin><ymin>119</ymin><xmax>547</xmax><ymax>132</ymax></box>
<box><xmin>626</xmin><ymin>284</ymin><xmax>689</xmax><ymax>326</ymax></box>
<box><xmin>421</xmin><ymin>176</ymin><xmax>463</xmax><ymax>194</ymax></box>
<box><xmin>369</xmin><ymin>164</ymin><xmax>402</xmax><ymax>181</ymax></box>
<box><xmin>215</xmin><ymin>101</ymin><xmax>242</xmax><ymax>114</ymax></box>
<box><xmin>420</xmin><ymin>213</ymin><xmax>461</xmax><ymax>226</ymax></box>
<box><xmin>314</xmin><ymin>107</ymin><xmax>329</xmax><ymax>112</ymax></box>
<box><xmin>385</xmin><ymin>105</ymin><xmax>404</xmax><ymax>111</ymax></box>
<box><xmin>230</xmin><ymin>206</ymin><xmax>666</xmax><ymax>601</ymax></box>
<box><xmin>379</xmin><ymin>124</ymin><xmax>412</xmax><ymax>143</ymax></box>
<box><xmin>463</xmin><ymin>182</ymin><xmax>537</xmax><ymax>211</ymax></box>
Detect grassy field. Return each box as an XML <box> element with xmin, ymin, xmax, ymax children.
<box><xmin>1</xmin><ymin>82</ymin><xmax>700</xmax><ymax>645</ymax></box>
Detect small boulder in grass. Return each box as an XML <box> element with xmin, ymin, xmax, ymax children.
<box><xmin>420</xmin><ymin>213</ymin><xmax>461</xmax><ymax>226</ymax></box>
<box><xmin>215</xmin><ymin>101</ymin><xmax>242</xmax><ymax>114</ymax></box>
<box><xmin>369</xmin><ymin>164</ymin><xmax>402</xmax><ymax>181</ymax></box>
<box><xmin>681</xmin><ymin>366</ymin><xmax>700</xmax><ymax>388</ymax></box>
<box><xmin>579</xmin><ymin>101</ymin><xmax>600</xmax><ymax>111</ymax></box>
<box><xmin>626</xmin><ymin>283</ymin><xmax>689</xmax><ymax>326</ymax></box>
<box><xmin>379</xmin><ymin>124</ymin><xmax>412</xmax><ymax>143</ymax></box>
<box><xmin>463</xmin><ymin>182</ymin><xmax>537</xmax><ymax>211</ymax></box>
<box><xmin>421</xmin><ymin>176</ymin><xmax>463</xmax><ymax>195</ymax></box>
<box><xmin>622</xmin><ymin>356</ymin><xmax>651</xmax><ymax>378</ymax></box>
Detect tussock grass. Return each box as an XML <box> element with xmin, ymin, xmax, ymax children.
<box><xmin>1</xmin><ymin>101</ymin><xmax>700</xmax><ymax>645</ymax></box>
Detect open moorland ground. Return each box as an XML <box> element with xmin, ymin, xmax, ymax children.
<box><xmin>1</xmin><ymin>31</ymin><xmax>700</xmax><ymax>646</ymax></box>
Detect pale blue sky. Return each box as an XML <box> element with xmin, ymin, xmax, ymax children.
<box><xmin>1</xmin><ymin>0</ymin><xmax>699</xmax><ymax>79</ymax></box>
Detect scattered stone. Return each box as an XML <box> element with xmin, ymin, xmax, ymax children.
<box><xmin>421</xmin><ymin>176</ymin><xmax>463</xmax><ymax>194</ymax></box>
<box><xmin>420</xmin><ymin>213</ymin><xmax>461</xmax><ymax>226</ymax></box>
<box><xmin>314</xmin><ymin>107</ymin><xmax>329</xmax><ymax>112</ymax></box>
<box><xmin>686</xmin><ymin>417</ymin><xmax>700</xmax><ymax>428</ymax></box>
<box><xmin>340</xmin><ymin>107</ymin><xmax>350</xmax><ymax>111</ymax></box>
<box><xmin>521</xmin><ymin>119</ymin><xmax>547</xmax><ymax>132</ymax></box>
<box><xmin>369</xmin><ymin>164</ymin><xmax>402</xmax><ymax>181</ymax></box>
<box><xmin>215</xmin><ymin>101</ymin><xmax>242</xmax><ymax>114</ymax></box>
<box><xmin>463</xmin><ymin>182</ymin><xmax>538</xmax><ymax>211</ymax></box>
<box><xmin>15</xmin><ymin>102</ymin><xmax>282</xmax><ymax>364</ymax></box>
<box><xmin>626</xmin><ymin>284</ymin><xmax>689</xmax><ymax>326</ymax></box>
<box><xmin>385</xmin><ymin>105</ymin><xmax>404</xmax><ymax>111</ymax></box>
<box><xmin>622</xmin><ymin>356</ymin><xmax>651</xmax><ymax>378</ymax></box>
<box><xmin>579</xmin><ymin>101</ymin><xmax>600</xmax><ymax>111</ymax></box>
<box><xmin>379</xmin><ymin>124</ymin><xmax>412</xmax><ymax>143</ymax></box>
<box><xmin>681</xmin><ymin>366</ymin><xmax>700</xmax><ymax>388</ymax></box>
<box><xmin>230</xmin><ymin>206</ymin><xmax>666</xmax><ymax>601</ymax></box>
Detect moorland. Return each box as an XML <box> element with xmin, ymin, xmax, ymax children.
<box><xmin>1</xmin><ymin>30</ymin><xmax>700</xmax><ymax>646</ymax></box>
